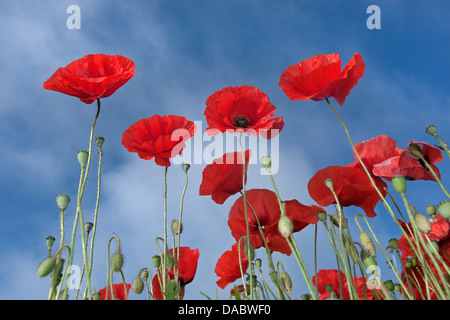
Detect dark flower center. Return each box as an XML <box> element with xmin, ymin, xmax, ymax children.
<box><xmin>418</xmin><ymin>155</ymin><xmax>430</xmax><ymax>171</ymax></box>
<box><xmin>234</xmin><ymin>116</ymin><xmax>250</xmax><ymax>128</ymax></box>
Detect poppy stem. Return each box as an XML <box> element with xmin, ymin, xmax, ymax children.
<box><xmin>162</xmin><ymin>166</ymin><xmax>168</xmax><ymax>298</ymax></box>
<box><xmin>416</xmin><ymin>154</ymin><xmax>450</xmax><ymax>199</ymax></box>
<box><xmin>105</xmin><ymin>235</ymin><xmax>121</xmax><ymax>300</ymax></box>
<box><xmin>238</xmin><ymin>132</ymin><xmax>255</xmax><ymax>299</ymax></box>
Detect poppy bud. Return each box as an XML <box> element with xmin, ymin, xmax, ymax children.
<box><xmin>171</xmin><ymin>220</ymin><xmax>183</xmax><ymax>235</ymax></box>
<box><xmin>182</xmin><ymin>163</ymin><xmax>190</xmax><ymax>173</ymax></box>
<box><xmin>391</xmin><ymin>176</ymin><xmax>407</xmax><ymax>194</ymax></box>
<box><xmin>165</xmin><ymin>252</ymin><xmax>175</xmax><ymax>270</ymax></box>
<box><xmin>437</xmin><ymin>201</ymin><xmax>450</xmax><ymax>219</ymax></box>
<box><xmin>360</xmin><ymin>232</ymin><xmax>377</xmax><ymax>257</ymax></box>
<box><xmin>281</xmin><ymin>271</ymin><xmax>293</xmax><ymax>295</ymax></box>
<box><xmin>317</xmin><ymin>211</ymin><xmax>327</xmax><ymax>222</ymax></box>
<box><xmin>278</xmin><ymin>215</ymin><xmax>293</xmax><ymax>238</ymax></box>
<box><xmin>301</xmin><ymin>294</ymin><xmax>311</xmax><ymax>300</ymax></box>
<box><xmin>426</xmin><ymin>240</ymin><xmax>439</xmax><ymax>253</ymax></box>
<box><xmin>260</xmin><ymin>156</ymin><xmax>271</xmax><ymax>169</ymax></box>
<box><xmin>56</xmin><ymin>194</ymin><xmax>70</xmax><ymax>211</ymax></box>
<box><xmin>77</xmin><ymin>150</ymin><xmax>89</xmax><ymax>166</ymax></box>
<box><xmin>85</xmin><ymin>222</ymin><xmax>94</xmax><ymax>233</ymax></box>
<box><xmin>386</xmin><ymin>245</ymin><xmax>393</xmax><ymax>254</ymax></box>
<box><xmin>414</xmin><ymin>212</ymin><xmax>431</xmax><ymax>234</ymax></box>
<box><xmin>330</xmin><ymin>214</ymin><xmax>348</xmax><ymax>228</ymax></box>
<box><xmin>425</xmin><ymin>204</ymin><xmax>436</xmax><ymax>217</ymax></box>
<box><xmin>384</xmin><ymin>280</ymin><xmax>395</xmax><ymax>292</ymax></box>
<box><xmin>132</xmin><ymin>277</ymin><xmax>145</xmax><ymax>294</ymax></box>
<box><xmin>152</xmin><ymin>255</ymin><xmax>161</xmax><ymax>269</ymax></box>
<box><xmin>343</xmin><ymin>236</ymin><xmax>359</xmax><ymax>264</ymax></box>
<box><xmin>51</xmin><ymin>258</ymin><xmax>65</xmax><ymax>288</ymax></box>
<box><xmin>388</xmin><ymin>238</ymin><xmax>399</xmax><ymax>250</ymax></box>
<box><xmin>37</xmin><ymin>257</ymin><xmax>56</xmax><ymax>278</ymax></box>
<box><xmin>111</xmin><ymin>253</ymin><xmax>124</xmax><ymax>272</ymax></box>
<box><xmin>244</xmin><ymin>240</ymin><xmax>255</xmax><ymax>261</ymax></box>
<box><xmin>408</xmin><ymin>144</ymin><xmax>423</xmax><ymax>158</ymax></box>
<box><xmin>255</xmin><ymin>258</ymin><xmax>262</xmax><ymax>269</ymax></box>
<box><xmin>425</xmin><ymin>125</ymin><xmax>437</xmax><ymax>136</ymax></box>
<box><xmin>141</xmin><ymin>269</ymin><xmax>149</xmax><ymax>280</ymax></box>
<box><xmin>95</xmin><ymin>136</ymin><xmax>105</xmax><ymax>147</ymax></box>
<box><xmin>247</xmin><ymin>275</ymin><xmax>257</xmax><ymax>288</ymax></box>
<box><xmin>324</xmin><ymin>178</ymin><xmax>334</xmax><ymax>190</ymax></box>
<box><xmin>46</xmin><ymin>235</ymin><xmax>55</xmax><ymax>251</ymax></box>
<box><xmin>363</xmin><ymin>255</ymin><xmax>377</xmax><ymax>269</ymax></box>
<box><xmin>394</xmin><ymin>283</ymin><xmax>402</xmax><ymax>293</ymax></box>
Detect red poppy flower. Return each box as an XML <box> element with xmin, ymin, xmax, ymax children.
<box><xmin>308</xmin><ymin>165</ymin><xmax>387</xmax><ymax>218</ymax></box>
<box><xmin>43</xmin><ymin>54</ymin><xmax>135</xmax><ymax>104</ymax></box>
<box><xmin>199</xmin><ymin>150</ymin><xmax>252</xmax><ymax>204</ymax></box>
<box><xmin>204</xmin><ymin>85</ymin><xmax>284</xmax><ymax>139</ymax></box>
<box><xmin>397</xmin><ymin>214</ymin><xmax>450</xmax><ymax>277</ymax></box>
<box><xmin>122</xmin><ymin>114</ymin><xmax>197</xmax><ymax>167</ymax></box>
<box><xmin>347</xmin><ymin>135</ymin><xmax>403</xmax><ymax>173</ymax></box>
<box><xmin>215</xmin><ymin>242</ymin><xmax>249</xmax><ymax>289</ymax></box>
<box><xmin>279</xmin><ymin>52</ymin><xmax>365</xmax><ymax>106</ymax></box>
<box><xmin>228</xmin><ymin>189</ymin><xmax>322</xmax><ymax>255</ymax></box>
<box><xmin>372</xmin><ymin>141</ymin><xmax>443</xmax><ymax>181</ymax></box>
<box><xmin>97</xmin><ymin>283</ymin><xmax>131</xmax><ymax>300</ymax></box>
<box><xmin>312</xmin><ymin>269</ymin><xmax>377</xmax><ymax>300</ymax></box>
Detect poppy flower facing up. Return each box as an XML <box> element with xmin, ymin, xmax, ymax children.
<box><xmin>372</xmin><ymin>141</ymin><xmax>443</xmax><ymax>181</ymax></box>
<box><xmin>279</xmin><ymin>52</ymin><xmax>365</xmax><ymax>106</ymax></box>
<box><xmin>228</xmin><ymin>189</ymin><xmax>322</xmax><ymax>255</ymax></box>
<box><xmin>122</xmin><ymin>114</ymin><xmax>197</xmax><ymax>167</ymax></box>
<box><xmin>204</xmin><ymin>85</ymin><xmax>284</xmax><ymax>139</ymax></box>
<box><xmin>43</xmin><ymin>54</ymin><xmax>135</xmax><ymax>104</ymax></box>
<box><xmin>199</xmin><ymin>150</ymin><xmax>252</xmax><ymax>204</ymax></box>
<box><xmin>215</xmin><ymin>242</ymin><xmax>249</xmax><ymax>289</ymax></box>
<box><xmin>308</xmin><ymin>165</ymin><xmax>387</xmax><ymax>218</ymax></box>
<box><xmin>98</xmin><ymin>283</ymin><xmax>131</xmax><ymax>300</ymax></box>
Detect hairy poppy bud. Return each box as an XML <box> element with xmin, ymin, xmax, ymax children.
<box><xmin>437</xmin><ymin>201</ymin><xmax>450</xmax><ymax>219</ymax></box>
<box><xmin>77</xmin><ymin>150</ymin><xmax>89</xmax><ymax>166</ymax></box>
<box><xmin>260</xmin><ymin>156</ymin><xmax>271</xmax><ymax>169</ymax></box>
<box><xmin>278</xmin><ymin>215</ymin><xmax>293</xmax><ymax>238</ymax></box>
<box><xmin>343</xmin><ymin>236</ymin><xmax>359</xmax><ymax>264</ymax></box>
<box><xmin>171</xmin><ymin>220</ymin><xmax>183</xmax><ymax>235</ymax></box>
<box><xmin>330</xmin><ymin>214</ymin><xmax>348</xmax><ymax>228</ymax></box>
<box><xmin>37</xmin><ymin>257</ymin><xmax>56</xmax><ymax>278</ymax></box>
<box><xmin>360</xmin><ymin>232</ymin><xmax>377</xmax><ymax>257</ymax></box>
<box><xmin>281</xmin><ymin>271</ymin><xmax>293</xmax><ymax>295</ymax></box>
<box><xmin>414</xmin><ymin>212</ymin><xmax>431</xmax><ymax>234</ymax></box>
<box><xmin>391</xmin><ymin>176</ymin><xmax>406</xmax><ymax>194</ymax></box>
<box><xmin>111</xmin><ymin>253</ymin><xmax>124</xmax><ymax>272</ymax></box>
<box><xmin>152</xmin><ymin>255</ymin><xmax>161</xmax><ymax>269</ymax></box>
<box><xmin>141</xmin><ymin>269</ymin><xmax>149</xmax><ymax>280</ymax></box>
<box><xmin>56</xmin><ymin>194</ymin><xmax>70</xmax><ymax>211</ymax></box>
<box><xmin>425</xmin><ymin>125</ymin><xmax>437</xmax><ymax>136</ymax></box>
<box><xmin>132</xmin><ymin>277</ymin><xmax>145</xmax><ymax>294</ymax></box>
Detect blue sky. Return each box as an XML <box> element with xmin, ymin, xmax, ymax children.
<box><xmin>1</xmin><ymin>0</ymin><xmax>449</xmax><ymax>299</ymax></box>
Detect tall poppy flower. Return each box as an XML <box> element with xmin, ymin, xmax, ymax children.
<box><xmin>122</xmin><ymin>114</ymin><xmax>197</xmax><ymax>167</ymax></box>
<box><xmin>199</xmin><ymin>150</ymin><xmax>252</xmax><ymax>204</ymax></box>
<box><xmin>215</xmin><ymin>242</ymin><xmax>249</xmax><ymax>289</ymax></box>
<box><xmin>97</xmin><ymin>283</ymin><xmax>131</xmax><ymax>300</ymax></box>
<box><xmin>228</xmin><ymin>189</ymin><xmax>322</xmax><ymax>255</ymax></box>
<box><xmin>372</xmin><ymin>141</ymin><xmax>443</xmax><ymax>181</ymax></box>
<box><xmin>43</xmin><ymin>54</ymin><xmax>135</xmax><ymax>104</ymax></box>
<box><xmin>279</xmin><ymin>53</ymin><xmax>365</xmax><ymax>106</ymax></box>
<box><xmin>312</xmin><ymin>269</ymin><xmax>377</xmax><ymax>300</ymax></box>
<box><xmin>204</xmin><ymin>85</ymin><xmax>284</xmax><ymax>139</ymax></box>
<box><xmin>308</xmin><ymin>165</ymin><xmax>387</xmax><ymax>218</ymax></box>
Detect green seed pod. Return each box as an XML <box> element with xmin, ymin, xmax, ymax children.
<box><xmin>281</xmin><ymin>271</ymin><xmax>293</xmax><ymax>295</ymax></box>
<box><xmin>426</xmin><ymin>240</ymin><xmax>439</xmax><ymax>254</ymax></box>
<box><xmin>388</xmin><ymin>238</ymin><xmax>399</xmax><ymax>251</ymax></box>
<box><xmin>425</xmin><ymin>125</ymin><xmax>437</xmax><ymax>136</ymax></box>
<box><xmin>37</xmin><ymin>257</ymin><xmax>56</xmax><ymax>278</ymax></box>
<box><xmin>301</xmin><ymin>294</ymin><xmax>311</xmax><ymax>300</ymax></box>
<box><xmin>317</xmin><ymin>211</ymin><xmax>327</xmax><ymax>223</ymax></box>
<box><xmin>260</xmin><ymin>156</ymin><xmax>271</xmax><ymax>169</ymax></box>
<box><xmin>278</xmin><ymin>215</ymin><xmax>293</xmax><ymax>238</ymax></box>
<box><xmin>408</xmin><ymin>144</ymin><xmax>423</xmax><ymax>158</ymax></box>
<box><xmin>324</xmin><ymin>179</ymin><xmax>334</xmax><ymax>190</ymax></box>
<box><xmin>95</xmin><ymin>136</ymin><xmax>105</xmax><ymax>147</ymax></box>
<box><xmin>437</xmin><ymin>201</ymin><xmax>450</xmax><ymax>219</ymax></box>
<box><xmin>391</xmin><ymin>176</ymin><xmax>407</xmax><ymax>194</ymax></box>
<box><xmin>171</xmin><ymin>220</ymin><xmax>183</xmax><ymax>235</ymax></box>
<box><xmin>325</xmin><ymin>284</ymin><xmax>333</xmax><ymax>294</ymax></box>
<box><xmin>85</xmin><ymin>222</ymin><xmax>94</xmax><ymax>233</ymax></box>
<box><xmin>152</xmin><ymin>255</ymin><xmax>161</xmax><ymax>269</ymax></box>
<box><xmin>93</xmin><ymin>291</ymin><xmax>101</xmax><ymax>300</ymax></box>
<box><xmin>384</xmin><ymin>280</ymin><xmax>395</xmax><ymax>292</ymax></box>
<box><xmin>330</xmin><ymin>214</ymin><xmax>348</xmax><ymax>229</ymax></box>
<box><xmin>51</xmin><ymin>258</ymin><xmax>65</xmax><ymax>288</ymax></box>
<box><xmin>425</xmin><ymin>204</ymin><xmax>437</xmax><ymax>217</ymax></box>
<box><xmin>414</xmin><ymin>212</ymin><xmax>431</xmax><ymax>234</ymax></box>
<box><xmin>132</xmin><ymin>277</ymin><xmax>145</xmax><ymax>294</ymax></box>
<box><xmin>360</xmin><ymin>232</ymin><xmax>377</xmax><ymax>257</ymax></box>
<box><xmin>46</xmin><ymin>235</ymin><xmax>55</xmax><ymax>251</ymax></box>
<box><xmin>111</xmin><ymin>253</ymin><xmax>124</xmax><ymax>272</ymax></box>
<box><xmin>361</xmin><ymin>250</ymin><xmax>377</xmax><ymax>268</ymax></box>
<box><xmin>56</xmin><ymin>194</ymin><xmax>70</xmax><ymax>211</ymax></box>
<box><xmin>255</xmin><ymin>258</ymin><xmax>262</xmax><ymax>269</ymax></box>
<box><xmin>182</xmin><ymin>163</ymin><xmax>190</xmax><ymax>173</ymax></box>
<box><xmin>140</xmin><ymin>269</ymin><xmax>149</xmax><ymax>280</ymax></box>
<box><xmin>77</xmin><ymin>150</ymin><xmax>89</xmax><ymax>166</ymax></box>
